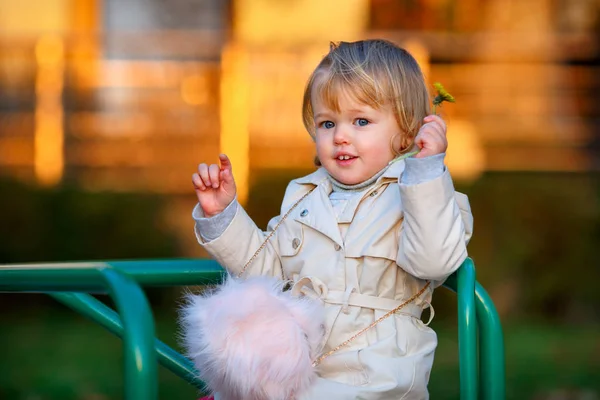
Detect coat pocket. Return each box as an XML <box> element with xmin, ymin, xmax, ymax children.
<box><xmin>277</xmin><ymin>222</ymin><xmax>306</xmax><ymax>280</ymax></box>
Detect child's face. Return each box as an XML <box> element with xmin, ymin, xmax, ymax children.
<box><xmin>312</xmin><ymin>85</ymin><xmax>400</xmax><ymax>185</ymax></box>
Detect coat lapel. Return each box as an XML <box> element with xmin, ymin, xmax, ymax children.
<box><xmin>288</xmin><ymin>160</ymin><xmax>407</xmax><ymax>248</ymax></box>
<box><xmin>292</xmin><ymin>177</ymin><xmax>343</xmax><ymax>247</ymax></box>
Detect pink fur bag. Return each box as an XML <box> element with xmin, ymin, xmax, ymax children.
<box><xmin>181</xmin><ymin>275</ymin><xmax>325</xmax><ymax>400</ymax></box>
<box><xmin>180</xmin><ymin>187</ymin><xmax>325</xmax><ymax>399</ymax></box>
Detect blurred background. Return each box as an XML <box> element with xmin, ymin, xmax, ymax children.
<box><xmin>0</xmin><ymin>0</ymin><xmax>599</xmax><ymax>399</ymax></box>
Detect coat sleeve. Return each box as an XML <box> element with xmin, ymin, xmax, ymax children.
<box><xmin>396</xmin><ymin>169</ymin><xmax>473</xmax><ymax>281</ymax></box>
<box><xmin>195</xmin><ymin>203</ymin><xmax>285</xmax><ymax>279</ymax></box>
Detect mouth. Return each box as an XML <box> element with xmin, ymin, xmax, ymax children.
<box><xmin>334</xmin><ymin>154</ymin><xmax>357</xmax><ymax>161</ymax></box>
<box><xmin>334</xmin><ymin>154</ymin><xmax>358</xmax><ymax>166</ymax></box>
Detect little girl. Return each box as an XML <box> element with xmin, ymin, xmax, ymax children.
<box><xmin>188</xmin><ymin>39</ymin><xmax>473</xmax><ymax>399</ymax></box>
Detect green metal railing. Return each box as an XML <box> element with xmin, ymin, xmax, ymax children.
<box><xmin>0</xmin><ymin>257</ymin><xmax>505</xmax><ymax>399</ymax></box>
<box><xmin>0</xmin><ymin>266</ymin><xmax>158</xmax><ymax>399</ymax></box>
<box><xmin>444</xmin><ymin>258</ymin><xmax>477</xmax><ymax>399</ymax></box>
<box><xmin>49</xmin><ymin>291</ymin><xmax>206</xmax><ymax>391</ymax></box>
<box><xmin>475</xmin><ymin>282</ymin><xmax>506</xmax><ymax>399</ymax></box>
<box><xmin>444</xmin><ymin>258</ymin><xmax>506</xmax><ymax>399</ymax></box>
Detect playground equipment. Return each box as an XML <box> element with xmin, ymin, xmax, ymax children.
<box><xmin>0</xmin><ymin>257</ymin><xmax>504</xmax><ymax>399</ymax></box>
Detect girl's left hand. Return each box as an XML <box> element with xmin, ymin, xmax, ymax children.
<box><xmin>414</xmin><ymin>115</ymin><xmax>448</xmax><ymax>158</ymax></box>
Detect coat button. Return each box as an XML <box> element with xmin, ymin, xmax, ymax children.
<box><xmin>292</xmin><ymin>238</ymin><xmax>301</xmax><ymax>250</ymax></box>
<box><xmin>370</xmin><ymin>190</ymin><xmax>378</xmax><ymax>197</ymax></box>
<box><xmin>334</xmin><ymin>243</ymin><xmax>341</xmax><ymax>251</ymax></box>
<box><xmin>300</xmin><ymin>209</ymin><xmax>309</xmax><ymax>217</ymax></box>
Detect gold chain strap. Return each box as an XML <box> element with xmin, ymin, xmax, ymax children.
<box><xmin>234</xmin><ymin>185</ymin><xmax>431</xmax><ymax>367</ymax></box>
<box><xmin>237</xmin><ymin>188</ymin><xmax>315</xmax><ymax>278</ymax></box>
<box><xmin>312</xmin><ymin>280</ymin><xmax>431</xmax><ymax>367</ymax></box>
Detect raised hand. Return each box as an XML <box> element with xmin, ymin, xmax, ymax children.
<box><xmin>192</xmin><ymin>154</ymin><xmax>237</xmax><ymax>217</ymax></box>
<box><xmin>413</xmin><ymin>115</ymin><xmax>448</xmax><ymax>158</ymax></box>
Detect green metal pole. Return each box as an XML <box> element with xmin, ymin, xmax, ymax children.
<box><xmin>0</xmin><ymin>267</ymin><xmax>112</xmax><ymax>292</ymax></box>
<box><xmin>475</xmin><ymin>282</ymin><xmax>506</xmax><ymax>400</ymax></box>
<box><xmin>0</xmin><ymin>267</ymin><xmax>158</xmax><ymax>400</ymax></box>
<box><xmin>443</xmin><ymin>258</ymin><xmax>478</xmax><ymax>400</ymax></box>
<box><xmin>100</xmin><ymin>269</ymin><xmax>157</xmax><ymax>400</ymax></box>
<box><xmin>107</xmin><ymin>259</ymin><xmax>225</xmax><ymax>286</ymax></box>
<box><xmin>1</xmin><ymin>259</ymin><xmax>225</xmax><ymax>287</ymax></box>
<box><xmin>457</xmin><ymin>259</ymin><xmax>478</xmax><ymax>400</ymax></box>
<box><xmin>49</xmin><ymin>291</ymin><xmax>206</xmax><ymax>392</ymax></box>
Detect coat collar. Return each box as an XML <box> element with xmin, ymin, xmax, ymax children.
<box><xmin>290</xmin><ymin>160</ymin><xmax>406</xmax><ymax>246</ymax></box>
<box><xmin>293</xmin><ymin>184</ymin><xmax>343</xmax><ymax>246</ymax></box>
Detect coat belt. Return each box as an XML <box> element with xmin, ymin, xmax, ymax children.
<box><xmin>324</xmin><ymin>290</ymin><xmax>423</xmax><ymax>318</ymax></box>
<box><xmin>290</xmin><ymin>276</ymin><xmax>426</xmax><ymax>320</ymax></box>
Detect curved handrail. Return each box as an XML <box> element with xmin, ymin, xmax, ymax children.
<box><xmin>49</xmin><ymin>291</ymin><xmax>207</xmax><ymax>392</ymax></box>
<box><xmin>443</xmin><ymin>258</ymin><xmax>478</xmax><ymax>400</ymax></box>
<box><xmin>476</xmin><ymin>282</ymin><xmax>506</xmax><ymax>400</ymax></box>
<box><xmin>0</xmin><ymin>267</ymin><xmax>158</xmax><ymax>400</ymax></box>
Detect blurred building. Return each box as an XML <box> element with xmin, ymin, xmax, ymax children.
<box><xmin>0</xmin><ymin>0</ymin><xmax>598</xmax><ymax>195</ymax></box>
<box><xmin>0</xmin><ymin>0</ymin><xmax>225</xmax><ymax>193</ymax></box>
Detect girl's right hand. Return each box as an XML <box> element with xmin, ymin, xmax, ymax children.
<box><xmin>192</xmin><ymin>154</ymin><xmax>237</xmax><ymax>217</ymax></box>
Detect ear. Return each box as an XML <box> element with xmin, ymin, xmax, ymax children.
<box><xmin>398</xmin><ymin>135</ymin><xmax>414</xmax><ymax>154</ymax></box>
<box><xmin>391</xmin><ymin>133</ymin><xmax>412</xmax><ymax>155</ymax></box>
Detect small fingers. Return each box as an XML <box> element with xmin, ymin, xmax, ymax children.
<box><xmin>423</xmin><ymin>115</ymin><xmax>447</xmax><ymax>135</ymax></box>
<box><xmin>192</xmin><ymin>172</ymin><xmax>206</xmax><ymax>190</ymax></box>
<box><xmin>219</xmin><ymin>154</ymin><xmax>232</xmax><ymax>173</ymax></box>
<box><xmin>413</xmin><ymin>134</ymin><xmax>427</xmax><ymax>158</ymax></box>
<box><xmin>208</xmin><ymin>164</ymin><xmax>221</xmax><ymax>189</ymax></box>
<box><xmin>219</xmin><ymin>168</ymin><xmax>228</xmax><ymax>183</ymax></box>
<box><xmin>421</xmin><ymin>122</ymin><xmax>445</xmax><ymax>140</ymax></box>
<box><xmin>419</xmin><ymin>122</ymin><xmax>447</xmax><ymax>148</ymax></box>
<box><xmin>197</xmin><ymin>163</ymin><xmax>212</xmax><ymax>188</ymax></box>
<box><xmin>413</xmin><ymin>129</ymin><xmax>448</xmax><ymax>158</ymax></box>
<box><xmin>421</xmin><ymin>128</ymin><xmax>446</xmax><ymax>146</ymax></box>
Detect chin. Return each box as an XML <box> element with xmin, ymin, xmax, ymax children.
<box><xmin>330</xmin><ymin>172</ymin><xmax>364</xmax><ymax>186</ymax></box>
<box><xmin>339</xmin><ymin>178</ymin><xmax>362</xmax><ymax>185</ymax></box>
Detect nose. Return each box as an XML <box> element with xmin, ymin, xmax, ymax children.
<box><xmin>333</xmin><ymin>126</ymin><xmax>350</xmax><ymax>145</ymax></box>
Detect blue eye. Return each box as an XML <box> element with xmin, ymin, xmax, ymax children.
<box><xmin>322</xmin><ymin>121</ymin><xmax>335</xmax><ymax>129</ymax></box>
<box><xmin>355</xmin><ymin>118</ymin><xmax>369</xmax><ymax>127</ymax></box>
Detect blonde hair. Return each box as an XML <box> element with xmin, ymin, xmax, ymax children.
<box><xmin>302</xmin><ymin>40</ymin><xmax>431</xmax><ymax>158</ymax></box>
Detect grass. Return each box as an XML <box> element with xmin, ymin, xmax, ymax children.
<box><xmin>429</xmin><ymin>322</ymin><xmax>600</xmax><ymax>399</ymax></box>
<box><xmin>1</xmin><ymin>303</ymin><xmax>599</xmax><ymax>399</ymax></box>
<box><xmin>0</xmin><ymin>303</ymin><xmax>199</xmax><ymax>400</ymax></box>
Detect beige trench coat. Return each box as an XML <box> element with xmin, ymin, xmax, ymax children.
<box><xmin>195</xmin><ymin>160</ymin><xmax>473</xmax><ymax>399</ymax></box>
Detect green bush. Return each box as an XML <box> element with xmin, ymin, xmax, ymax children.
<box><xmin>0</xmin><ymin>178</ymin><xmax>179</xmax><ymax>264</ymax></box>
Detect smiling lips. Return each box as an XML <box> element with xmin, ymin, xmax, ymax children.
<box><xmin>334</xmin><ymin>153</ymin><xmax>357</xmax><ymax>166</ymax></box>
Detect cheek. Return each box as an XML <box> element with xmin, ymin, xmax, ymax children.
<box><xmin>367</xmin><ymin>136</ymin><xmax>396</xmax><ymax>162</ymax></box>
<box><xmin>361</xmin><ymin>134</ymin><xmax>390</xmax><ymax>154</ymax></box>
<box><xmin>315</xmin><ymin>136</ymin><xmax>329</xmax><ymax>155</ymax></box>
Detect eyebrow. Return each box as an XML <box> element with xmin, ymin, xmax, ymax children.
<box><xmin>314</xmin><ymin>107</ymin><xmax>373</xmax><ymax>119</ymax></box>
<box><xmin>347</xmin><ymin>108</ymin><xmax>371</xmax><ymax>114</ymax></box>
<box><xmin>314</xmin><ymin>112</ymin><xmax>331</xmax><ymax>120</ymax></box>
